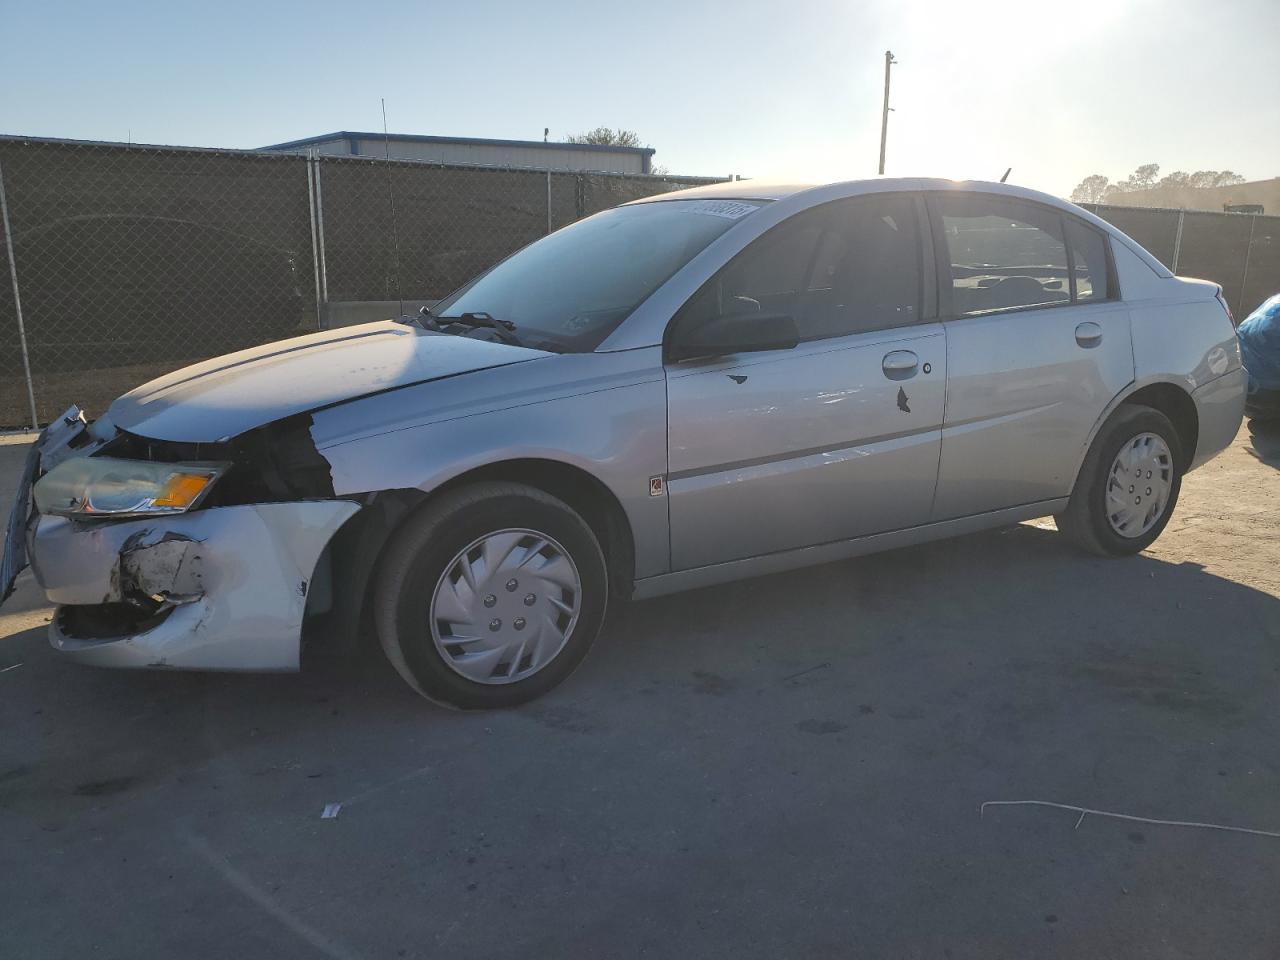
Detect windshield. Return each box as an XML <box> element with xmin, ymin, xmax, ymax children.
<box><xmin>433</xmin><ymin>198</ymin><xmax>765</xmax><ymax>351</ymax></box>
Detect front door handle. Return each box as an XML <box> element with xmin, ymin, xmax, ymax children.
<box><xmin>1075</xmin><ymin>321</ymin><xmax>1103</xmax><ymax>348</ymax></box>
<box><xmin>882</xmin><ymin>350</ymin><xmax>919</xmax><ymax>380</ymax></box>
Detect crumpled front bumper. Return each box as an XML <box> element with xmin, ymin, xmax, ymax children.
<box><xmin>32</xmin><ymin>500</ymin><xmax>359</xmax><ymax>671</ymax></box>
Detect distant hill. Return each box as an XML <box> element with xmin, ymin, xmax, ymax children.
<box><xmin>1105</xmin><ymin>177</ymin><xmax>1279</xmax><ymax>214</ymax></box>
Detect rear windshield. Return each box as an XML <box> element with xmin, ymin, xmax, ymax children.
<box><xmin>433</xmin><ymin>199</ymin><xmax>765</xmax><ymax>351</ymax></box>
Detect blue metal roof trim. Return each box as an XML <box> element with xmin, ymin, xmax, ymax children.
<box><xmin>259</xmin><ymin>131</ymin><xmax>657</xmax><ymax>157</ymax></box>
<box><xmin>0</xmin><ymin>132</ymin><xmax>300</xmax><ymax>157</ymax></box>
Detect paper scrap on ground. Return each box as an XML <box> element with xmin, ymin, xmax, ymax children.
<box><xmin>321</xmin><ymin>803</ymin><xmax>342</xmax><ymax>820</ymax></box>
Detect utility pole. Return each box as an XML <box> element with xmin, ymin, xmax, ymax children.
<box><xmin>878</xmin><ymin>50</ymin><xmax>897</xmax><ymax>175</ymax></box>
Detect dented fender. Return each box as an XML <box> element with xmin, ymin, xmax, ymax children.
<box><xmin>309</xmin><ymin>347</ymin><xmax>673</xmax><ymax>580</ymax></box>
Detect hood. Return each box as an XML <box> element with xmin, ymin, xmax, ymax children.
<box><xmin>105</xmin><ymin>320</ymin><xmax>548</xmax><ymax>442</ymax></box>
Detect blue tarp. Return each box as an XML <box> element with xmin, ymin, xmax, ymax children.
<box><xmin>1237</xmin><ymin>293</ymin><xmax>1280</xmax><ymax>392</ymax></box>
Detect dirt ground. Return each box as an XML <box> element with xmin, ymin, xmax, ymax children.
<box><xmin>1</xmin><ymin>420</ymin><xmax>1278</xmax><ymax>959</ymax></box>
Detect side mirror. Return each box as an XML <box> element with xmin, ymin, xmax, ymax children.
<box><xmin>669</xmin><ymin>312</ymin><xmax>800</xmax><ymax>362</ymax></box>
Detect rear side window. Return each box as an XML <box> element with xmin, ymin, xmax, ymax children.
<box><xmin>936</xmin><ymin>195</ymin><xmax>1070</xmax><ymax>316</ymax></box>
<box><xmin>935</xmin><ymin>194</ymin><xmax>1117</xmax><ymax>315</ymax></box>
<box><xmin>1065</xmin><ymin>218</ymin><xmax>1110</xmax><ymax>302</ymax></box>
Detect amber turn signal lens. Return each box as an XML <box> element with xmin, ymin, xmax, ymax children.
<box><xmin>152</xmin><ymin>472</ymin><xmax>214</xmax><ymax>509</ymax></box>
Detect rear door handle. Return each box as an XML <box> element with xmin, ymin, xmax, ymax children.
<box><xmin>882</xmin><ymin>350</ymin><xmax>919</xmax><ymax>379</ymax></box>
<box><xmin>1075</xmin><ymin>321</ymin><xmax>1103</xmax><ymax>348</ymax></box>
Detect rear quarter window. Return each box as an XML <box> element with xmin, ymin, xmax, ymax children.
<box><xmin>1065</xmin><ymin>218</ymin><xmax>1111</xmax><ymax>302</ymax></box>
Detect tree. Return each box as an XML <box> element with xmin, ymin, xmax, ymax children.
<box><xmin>566</xmin><ymin>127</ymin><xmax>668</xmax><ymax>175</ymax></box>
<box><xmin>1070</xmin><ymin>174</ymin><xmax>1111</xmax><ymax>203</ymax></box>
<box><xmin>565</xmin><ymin>127</ymin><xmax>642</xmax><ymax>148</ymax></box>
<box><xmin>1188</xmin><ymin>169</ymin><xmax>1246</xmax><ymax>188</ymax></box>
<box><xmin>1114</xmin><ymin>163</ymin><xmax>1160</xmax><ymax>193</ymax></box>
<box><xmin>1071</xmin><ymin>164</ymin><xmax>1251</xmax><ymax>202</ymax></box>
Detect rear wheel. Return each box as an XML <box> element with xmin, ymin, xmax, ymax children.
<box><xmin>1056</xmin><ymin>404</ymin><xmax>1183</xmax><ymax>556</ymax></box>
<box><xmin>374</xmin><ymin>482</ymin><xmax>607</xmax><ymax>709</ymax></box>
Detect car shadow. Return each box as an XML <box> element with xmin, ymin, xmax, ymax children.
<box><xmin>1246</xmin><ymin>417</ymin><xmax>1280</xmax><ymax>469</ymax></box>
<box><xmin>3</xmin><ymin>520</ymin><xmax>1279</xmax><ymax>810</ymax></box>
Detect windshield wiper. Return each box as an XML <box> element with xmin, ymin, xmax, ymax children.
<box><xmin>432</xmin><ymin>310</ymin><xmax>525</xmax><ymax>347</ymax></box>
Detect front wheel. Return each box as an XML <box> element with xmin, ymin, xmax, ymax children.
<box><xmin>1056</xmin><ymin>404</ymin><xmax>1183</xmax><ymax>557</ymax></box>
<box><xmin>374</xmin><ymin>482</ymin><xmax>608</xmax><ymax>709</ymax></box>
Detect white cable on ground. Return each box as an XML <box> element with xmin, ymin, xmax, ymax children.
<box><xmin>981</xmin><ymin>799</ymin><xmax>1280</xmax><ymax>840</ymax></box>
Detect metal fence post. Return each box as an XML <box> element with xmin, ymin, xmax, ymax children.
<box><xmin>1171</xmin><ymin>209</ymin><xmax>1185</xmax><ymax>274</ymax></box>
<box><xmin>0</xmin><ymin>158</ymin><xmax>38</xmax><ymax>430</ymax></box>
<box><xmin>313</xmin><ymin>156</ymin><xmax>330</xmax><ymax>326</ymax></box>
<box><xmin>306</xmin><ymin>151</ymin><xmax>325</xmax><ymax>330</ymax></box>
<box><xmin>1238</xmin><ymin>214</ymin><xmax>1257</xmax><ymax>314</ymax></box>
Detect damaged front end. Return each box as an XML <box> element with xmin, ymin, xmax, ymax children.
<box><xmin>50</xmin><ymin>529</ymin><xmax>205</xmax><ymax>644</ymax></box>
<box><xmin>7</xmin><ymin>407</ymin><xmax>361</xmax><ymax>671</ymax></box>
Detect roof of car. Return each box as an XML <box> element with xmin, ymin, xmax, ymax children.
<box><xmin>629</xmin><ymin>176</ymin><xmax>1066</xmax><ymax>206</ymax></box>
<box><xmin>624</xmin><ymin>176</ymin><xmax>1173</xmax><ymax>284</ymax></box>
<box><xmin>630</xmin><ymin>179</ymin><xmax>819</xmax><ymax>202</ymax></box>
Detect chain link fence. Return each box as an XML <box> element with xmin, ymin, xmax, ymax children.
<box><xmin>0</xmin><ymin>135</ymin><xmax>723</xmax><ymax>428</ymax></box>
<box><xmin>0</xmin><ymin>139</ymin><xmax>317</xmax><ymax>428</ymax></box>
<box><xmin>3</xmin><ymin>136</ymin><xmax>1276</xmax><ymax>430</ymax></box>
<box><xmin>1082</xmin><ymin>202</ymin><xmax>1278</xmax><ymax>320</ymax></box>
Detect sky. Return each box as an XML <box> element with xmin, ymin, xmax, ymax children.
<box><xmin>1</xmin><ymin>0</ymin><xmax>1277</xmax><ymax>198</ymax></box>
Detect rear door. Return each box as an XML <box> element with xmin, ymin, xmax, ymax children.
<box><xmin>664</xmin><ymin>194</ymin><xmax>946</xmax><ymax>570</ymax></box>
<box><xmin>928</xmin><ymin>192</ymin><xmax>1134</xmax><ymax>519</ymax></box>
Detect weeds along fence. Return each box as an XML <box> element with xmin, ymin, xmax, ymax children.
<box><xmin>0</xmin><ymin>135</ymin><xmax>723</xmax><ymax>428</ymax></box>
<box><xmin>1</xmin><ymin>136</ymin><xmax>1275</xmax><ymax>429</ymax></box>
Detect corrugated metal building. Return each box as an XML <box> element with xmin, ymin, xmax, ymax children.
<box><xmin>259</xmin><ymin>131</ymin><xmax>655</xmax><ymax>174</ymax></box>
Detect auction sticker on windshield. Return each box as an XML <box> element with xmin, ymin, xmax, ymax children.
<box><xmin>687</xmin><ymin>199</ymin><xmax>758</xmax><ymax>220</ymax></box>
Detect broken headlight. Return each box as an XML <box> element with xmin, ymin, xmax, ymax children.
<box><xmin>34</xmin><ymin>457</ymin><xmax>227</xmax><ymax>519</ymax></box>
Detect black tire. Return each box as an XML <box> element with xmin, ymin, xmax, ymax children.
<box><xmin>373</xmin><ymin>482</ymin><xmax>607</xmax><ymax>709</ymax></box>
<box><xmin>1055</xmin><ymin>404</ymin><xmax>1183</xmax><ymax>557</ymax></box>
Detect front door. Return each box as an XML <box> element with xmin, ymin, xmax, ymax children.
<box><xmin>928</xmin><ymin>192</ymin><xmax>1135</xmax><ymax>519</ymax></box>
<box><xmin>664</xmin><ymin>193</ymin><xmax>947</xmax><ymax>571</ymax></box>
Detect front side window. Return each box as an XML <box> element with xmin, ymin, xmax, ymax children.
<box><xmin>433</xmin><ymin>198</ymin><xmax>764</xmax><ymax>351</ymax></box>
<box><xmin>937</xmin><ymin>195</ymin><xmax>1070</xmax><ymax>316</ymax></box>
<box><xmin>672</xmin><ymin>194</ymin><xmax>923</xmax><ymax>346</ymax></box>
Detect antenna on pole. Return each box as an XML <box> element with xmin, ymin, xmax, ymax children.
<box><xmin>877</xmin><ymin>50</ymin><xmax>897</xmax><ymax>176</ymax></box>
<box><xmin>1000</xmin><ymin>167</ymin><xmax>1012</xmax><ymax>183</ymax></box>
<box><xmin>381</xmin><ymin>97</ymin><xmax>404</xmax><ymax>318</ymax></box>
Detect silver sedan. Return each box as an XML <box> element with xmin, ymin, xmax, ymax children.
<box><xmin>2</xmin><ymin>178</ymin><xmax>1245</xmax><ymax>708</ymax></box>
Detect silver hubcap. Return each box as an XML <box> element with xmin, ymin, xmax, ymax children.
<box><xmin>430</xmin><ymin>529</ymin><xmax>581</xmax><ymax>684</ymax></box>
<box><xmin>1105</xmin><ymin>432</ymin><xmax>1173</xmax><ymax>538</ymax></box>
